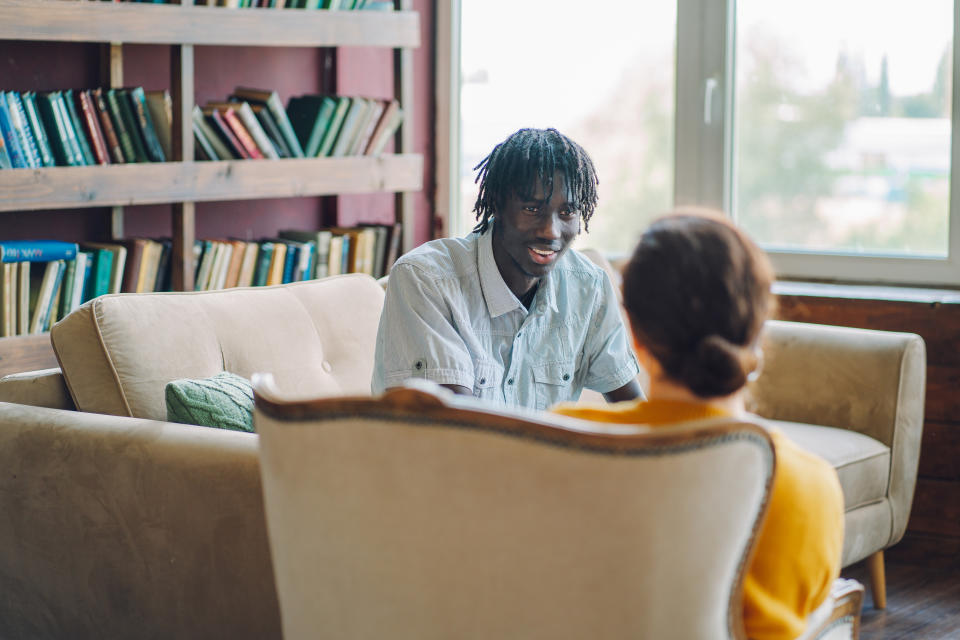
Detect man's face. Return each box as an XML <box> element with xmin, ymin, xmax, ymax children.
<box><xmin>491</xmin><ymin>172</ymin><xmax>581</xmax><ymax>297</ymax></box>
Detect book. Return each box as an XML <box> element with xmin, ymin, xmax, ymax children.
<box><xmin>206</xmin><ymin>100</ymin><xmax>278</xmax><ymax>159</ymax></box>
<box><xmin>144</xmin><ymin>90</ymin><xmax>173</xmax><ymax>161</ymax></box>
<box><xmin>191</xmin><ymin>105</ymin><xmax>237</xmax><ymax>160</ymax></box>
<box><xmin>383</xmin><ymin>222</ymin><xmax>402</xmax><ymax>274</ymax></box>
<box><xmin>124</xmin><ymin>87</ymin><xmax>166</xmax><ymax>162</ymax></box>
<box><xmin>0</xmin><ymin>240</ymin><xmax>78</xmax><ymax>263</ymax></box>
<box><xmin>330</xmin><ymin>97</ymin><xmax>370</xmax><ymax>157</ymax></box>
<box><xmin>57</xmin><ymin>258</ymin><xmax>77</xmax><ymax>319</ymax></box>
<box><xmin>67</xmin><ymin>250</ymin><xmax>88</xmax><ymax>313</ymax></box>
<box><xmin>106</xmin><ymin>88</ymin><xmax>148</xmax><ymax>162</ymax></box>
<box><xmin>249</xmin><ymin>104</ymin><xmax>291</xmax><ymax>158</ymax></box>
<box><xmin>77</xmin><ymin>250</ymin><xmax>95</xmax><ymax>304</ymax></box>
<box><xmin>285</xmin><ymin>94</ymin><xmax>337</xmax><ymax>157</ymax></box>
<box><xmin>279</xmin><ymin>229</ymin><xmax>331</xmax><ymax>279</ymax></box>
<box><xmin>42</xmin><ymin>260</ymin><xmax>67</xmax><ymax>330</ymax></box>
<box><xmin>236</xmin><ymin>242</ymin><xmax>260</xmax><ymax>287</ymax></box>
<box><xmin>348</xmin><ymin>97</ymin><xmax>385</xmax><ymax>156</ymax></box>
<box><xmin>0</xmin><ymin>93</ymin><xmax>27</xmax><ymax>168</ymax></box>
<box><xmin>62</xmin><ymin>90</ymin><xmax>97</xmax><ymax>166</ymax></box>
<box><xmin>365</xmin><ymin>100</ymin><xmax>403</xmax><ymax>156</ymax></box>
<box><xmin>29</xmin><ymin>260</ymin><xmax>65</xmax><ymax>334</ymax></box>
<box><xmin>80</xmin><ymin>245</ymin><xmax>115</xmax><ymax>300</ymax></box>
<box><xmin>193</xmin><ymin>120</ymin><xmax>220</xmax><ymax>161</ymax></box>
<box><xmin>316</xmin><ymin>96</ymin><xmax>352</xmax><ymax>157</ymax></box>
<box><xmin>208</xmin><ymin>241</ymin><xmax>232</xmax><ymax>290</ymax></box>
<box><xmin>0</xmin><ymin>263</ymin><xmax>16</xmax><ymax>337</ymax></box>
<box><xmin>5</xmin><ymin>92</ymin><xmax>42</xmax><ymax>169</ymax></box>
<box><xmin>82</xmin><ymin>242</ymin><xmax>126</xmax><ymax>294</ymax></box>
<box><xmin>152</xmin><ymin>239</ymin><xmax>173</xmax><ymax>293</ymax></box>
<box><xmin>212</xmin><ymin>105</ymin><xmax>265</xmax><ymax>159</ymax></box>
<box><xmin>20</xmin><ymin>92</ymin><xmax>56</xmax><ymax>168</ymax></box>
<box><xmin>0</xmin><ymin>122</ymin><xmax>10</xmax><ymax>169</ymax></box>
<box><xmin>266</xmin><ymin>241</ymin><xmax>287</xmax><ymax>285</ymax></box>
<box><xmin>193</xmin><ymin>240</ymin><xmax>217</xmax><ymax>291</ymax></box>
<box><xmin>223</xmin><ymin>240</ymin><xmax>247</xmax><ymax>288</ymax></box>
<box><xmin>202</xmin><ymin>107</ymin><xmax>251</xmax><ymax>159</ymax></box>
<box><xmin>76</xmin><ymin>89</ymin><xmax>111</xmax><ymax>165</ymax></box>
<box><xmin>252</xmin><ymin>241</ymin><xmax>275</xmax><ymax>287</ymax></box>
<box><xmin>90</xmin><ymin>89</ymin><xmax>126</xmax><ymax>163</ymax></box>
<box><xmin>121</xmin><ymin>238</ymin><xmax>148</xmax><ymax>293</ymax></box>
<box><xmin>327</xmin><ymin>235</ymin><xmax>343</xmax><ymax>276</ymax></box>
<box><xmin>232</xmin><ymin>87</ymin><xmax>305</xmax><ymax>157</ymax></box>
<box><xmin>17</xmin><ymin>262</ymin><xmax>29</xmax><ymax>335</ymax></box>
<box><xmin>358</xmin><ymin>223</ymin><xmax>390</xmax><ymax>278</ymax></box>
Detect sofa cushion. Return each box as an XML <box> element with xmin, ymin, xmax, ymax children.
<box><xmin>51</xmin><ymin>274</ymin><xmax>384</xmax><ymax>421</ymax></box>
<box><xmin>166</xmin><ymin>371</ymin><xmax>255</xmax><ymax>432</ymax></box>
<box><xmin>768</xmin><ymin>419</ymin><xmax>890</xmax><ymax>511</ymax></box>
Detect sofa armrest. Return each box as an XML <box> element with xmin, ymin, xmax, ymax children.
<box><xmin>748</xmin><ymin>319</ymin><xmax>926</xmax><ymax>545</ymax></box>
<box><xmin>0</xmin><ymin>368</ymin><xmax>75</xmax><ymax>410</ymax></box>
<box><xmin>0</xmin><ymin>402</ymin><xmax>281</xmax><ymax>639</ymax></box>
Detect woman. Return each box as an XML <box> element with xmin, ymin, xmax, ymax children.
<box><xmin>552</xmin><ymin>209</ymin><xmax>844</xmax><ymax>640</ymax></box>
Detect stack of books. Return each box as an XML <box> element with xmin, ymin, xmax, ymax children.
<box><xmin>192</xmin><ymin>223</ymin><xmax>401</xmax><ymax>291</ymax></box>
<box><xmin>190</xmin><ymin>0</ymin><xmax>395</xmax><ymax>9</ymax></box>
<box><xmin>0</xmin><ymin>87</ymin><xmax>171</xmax><ymax>169</ymax></box>
<box><xmin>192</xmin><ymin>87</ymin><xmax>403</xmax><ymax>161</ymax></box>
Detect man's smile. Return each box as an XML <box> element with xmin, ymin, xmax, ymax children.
<box><xmin>528</xmin><ymin>246</ymin><xmax>559</xmax><ymax>264</ymax></box>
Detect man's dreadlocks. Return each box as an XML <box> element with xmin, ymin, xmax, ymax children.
<box><xmin>471</xmin><ymin>128</ymin><xmax>599</xmax><ymax>234</ymax></box>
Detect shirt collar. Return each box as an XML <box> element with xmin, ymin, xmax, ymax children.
<box><xmin>477</xmin><ymin>220</ymin><xmax>561</xmax><ymax>318</ymax></box>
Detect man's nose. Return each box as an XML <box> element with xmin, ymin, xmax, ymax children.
<box><xmin>537</xmin><ymin>213</ymin><xmax>562</xmax><ymax>239</ymax></box>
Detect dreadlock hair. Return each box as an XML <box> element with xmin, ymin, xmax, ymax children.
<box><xmin>471</xmin><ymin>128</ymin><xmax>599</xmax><ymax>234</ymax></box>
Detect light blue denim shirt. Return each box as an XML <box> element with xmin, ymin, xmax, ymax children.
<box><xmin>372</xmin><ymin>222</ymin><xmax>640</xmax><ymax>410</ymax></box>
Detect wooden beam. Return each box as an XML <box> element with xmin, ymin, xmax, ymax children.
<box><xmin>0</xmin><ymin>0</ymin><xmax>420</xmax><ymax>48</ymax></box>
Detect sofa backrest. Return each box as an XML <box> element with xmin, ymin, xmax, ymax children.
<box><xmin>51</xmin><ymin>274</ymin><xmax>384</xmax><ymax>421</ymax></box>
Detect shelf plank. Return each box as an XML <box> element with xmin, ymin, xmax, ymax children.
<box><xmin>0</xmin><ymin>0</ymin><xmax>419</xmax><ymax>48</ymax></box>
<box><xmin>0</xmin><ymin>155</ymin><xmax>423</xmax><ymax>212</ymax></box>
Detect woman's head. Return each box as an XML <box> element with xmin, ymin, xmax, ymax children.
<box><xmin>622</xmin><ymin>209</ymin><xmax>775</xmax><ymax>398</ymax></box>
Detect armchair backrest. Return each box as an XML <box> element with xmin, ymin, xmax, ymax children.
<box><xmin>254</xmin><ymin>383</ymin><xmax>775</xmax><ymax>640</ymax></box>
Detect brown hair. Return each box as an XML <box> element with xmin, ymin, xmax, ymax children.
<box><xmin>622</xmin><ymin>208</ymin><xmax>775</xmax><ymax>398</ymax></box>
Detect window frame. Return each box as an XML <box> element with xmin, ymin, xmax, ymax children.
<box><xmin>442</xmin><ymin>0</ymin><xmax>960</xmax><ymax>286</ymax></box>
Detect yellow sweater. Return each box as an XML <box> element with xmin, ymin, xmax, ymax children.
<box><xmin>551</xmin><ymin>398</ymin><xmax>845</xmax><ymax>640</ymax></box>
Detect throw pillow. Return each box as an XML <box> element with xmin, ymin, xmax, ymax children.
<box><xmin>165</xmin><ymin>371</ymin><xmax>255</xmax><ymax>432</ymax></box>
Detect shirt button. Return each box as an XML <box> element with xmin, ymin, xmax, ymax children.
<box><xmin>414</xmin><ymin>360</ymin><xmax>424</xmax><ymax>370</ymax></box>
<box><xmin>562</xmin><ymin>373</ymin><xmax>570</xmax><ymax>381</ymax></box>
<box><xmin>322</xmin><ymin>361</ymin><xmax>332</xmax><ymax>373</ymax></box>
<box><xmin>479</xmin><ymin>377</ymin><xmax>486</xmax><ymax>385</ymax></box>
<box><xmin>517</xmin><ymin>331</ymin><xmax>522</xmax><ymax>338</ymax></box>
<box><xmin>507</xmin><ymin>378</ymin><xmax>514</xmax><ymax>385</ymax></box>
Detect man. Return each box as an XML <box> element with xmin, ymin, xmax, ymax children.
<box><xmin>372</xmin><ymin>127</ymin><xmax>642</xmax><ymax>409</ymax></box>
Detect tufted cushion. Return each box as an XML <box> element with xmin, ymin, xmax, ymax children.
<box><xmin>51</xmin><ymin>274</ymin><xmax>385</xmax><ymax>421</ymax></box>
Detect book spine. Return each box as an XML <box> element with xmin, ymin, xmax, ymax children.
<box><xmin>105</xmin><ymin>89</ymin><xmax>141</xmax><ymax>162</ymax></box>
<box><xmin>41</xmin><ymin>261</ymin><xmax>67</xmax><ymax>332</ymax></box>
<box><xmin>6</xmin><ymin>92</ymin><xmax>42</xmax><ymax>168</ymax></box>
<box><xmin>221</xmin><ymin>109</ymin><xmax>264</xmax><ymax>159</ymax></box>
<box><xmin>127</xmin><ymin>87</ymin><xmax>166</xmax><ymax>162</ymax></box>
<box><xmin>62</xmin><ymin>90</ymin><xmax>96</xmax><ymax>166</ymax></box>
<box><xmin>0</xmin><ymin>241</ymin><xmax>79</xmax><ymax>263</ymax></box>
<box><xmin>0</xmin><ymin>93</ymin><xmax>27</xmax><ymax>168</ymax></box>
<box><xmin>77</xmin><ymin>90</ymin><xmax>111</xmax><ymax>165</ymax></box>
<box><xmin>235</xmin><ymin>102</ymin><xmax>279</xmax><ymax>159</ymax></box>
<box><xmin>267</xmin><ymin>93</ymin><xmax>305</xmax><ymax>157</ymax></box>
<box><xmin>52</xmin><ymin>92</ymin><xmax>87</xmax><ymax>166</ymax></box>
<box><xmin>91</xmin><ymin>89</ymin><xmax>125</xmax><ymax>163</ymax></box>
<box><xmin>21</xmin><ymin>92</ymin><xmax>56</xmax><ymax>167</ymax></box>
<box><xmin>207</xmin><ymin>109</ymin><xmax>250</xmax><ymax>159</ymax></box>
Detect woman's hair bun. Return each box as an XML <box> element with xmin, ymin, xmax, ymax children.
<box><xmin>677</xmin><ymin>335</ymin><xmax>752</xmax><ymax>398</ymax></box>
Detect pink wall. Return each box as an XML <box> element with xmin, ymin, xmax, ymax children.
<box><xmin>0</xmin><ymin>3</ymin><xmax>435</xmax><ymax>248</ymax></box>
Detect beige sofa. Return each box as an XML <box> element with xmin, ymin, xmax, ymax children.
<box><xmin>0</xmin><ymin>273</ymin><xmax>924</xmax><ymax>638</ymax></box>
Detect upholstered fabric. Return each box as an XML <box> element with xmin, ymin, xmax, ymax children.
<box><xmin>748</xmin><ymin>320</ymin><xmax>926</xmax><ymax>562</ymax></box>
<box><xmin>255</xmin><ymin>384</ymin><xmax>775</xmax><ymax>640</ymax></box>
<box><xmin>0</xmin><ymin>367</ymin><xmax>75</xmax><ymax>410</ymax></box>
<box><xmin>0</xmin><ymin>401</ymin><xmax>281</xmax><ymax>639</ymax></box>
<box><xmin>51</xmin><ymin>274</ymin><xmax>384</xmax><ymax>421</ymax></box>
<box><xmin>166</xmin><ymin>371</ymin><xmax>255</xmax><ymax>432</ymax></box>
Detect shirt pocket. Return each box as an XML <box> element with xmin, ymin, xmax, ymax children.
<box><xmin>532</xmin><ymin>360</ymin><xmax>576</xmax><ymax>410</ymax></box>
<box><xmin>472</xmin><ymin>361</ymin><xmax>503</xmax><ymax>401</ymax></box>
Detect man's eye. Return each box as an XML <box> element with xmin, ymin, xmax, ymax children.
<box><xmin>522</xmin><ymin>206</ymin><xmax>540</xmax><ymax>214</ymax></box>
<box><xmin>560</xmin><ymin>210</ymin><xmax>579</xmax><ymax>219</ymax></box>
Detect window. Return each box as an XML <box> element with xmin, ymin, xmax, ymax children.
<box><xmin>447</xmin><ymin>0</ymin><xmax>960</xmax><ymax>285</ymax></box>
<box><xmin>452</xmin><ymin>0</ymin><xmax>676</xmax><ymax>255</ymax></box>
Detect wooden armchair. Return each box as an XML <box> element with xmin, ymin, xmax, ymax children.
<box><xmin>254</xmin><ymin>380</ymin><xmax>862</xmax><ymax>639</ymax></box>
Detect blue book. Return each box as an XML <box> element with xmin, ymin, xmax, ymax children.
<box><xmin>0</xmin><ymin>240</ymin><xmax>79</xmax><ymax>263</ymax></box>
<box><xmin>0</xmin><ymin>94</ymin><xmax>27</xmax><ymax>168</ymax></box>
<box><xmin>6</xmin><ymin>92</ymin><xmax>41</xmax><ymax>169</ymax></box>
<box><xmin>280</xmin><ymin>243</ymin><xmax>297</xmax><ymax>284</ymax></box>
<box><xmin>21</xmin><ymin>92</ymin><xmax>55</xmax><ymax>168</ymax></box>
<box><xmin>79</xmin><ymin>250</ymin><xmax>95</xmax><ymax>304</ymax></box>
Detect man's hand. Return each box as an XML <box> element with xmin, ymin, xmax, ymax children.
<box><xmin>441</xmin><ymin>384</ymin><xmax>473</xmax><ymax>396</ymax></box>
<box><xmin>603</xmin><ymin>378</ymin><xmax>642</xmax><ymax>403</ymax></box>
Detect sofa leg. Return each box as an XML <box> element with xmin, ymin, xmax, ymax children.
<box><xmin>867</xmin><ymin>550</ymin><xmax>887</xmax><ymax>609</ymax></box>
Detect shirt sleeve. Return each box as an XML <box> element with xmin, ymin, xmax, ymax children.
<box><xmin>372</xmin><ymin>262</ymin><xmax>475</xmax><ymax>393</ymax></box>
<box><xmin>581</xmin><ymin>270</ymin><xmax>641</xmax><ymax>394</ymax></box>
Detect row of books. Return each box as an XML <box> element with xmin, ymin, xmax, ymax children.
<box><xmin>192</xmin><ymin>223</ymin><xmax>401</xmax><ymax>291</ymax></box>
<box><xmin>0</xmin><ymin>224</ymin><xmax>400</xmax><ymax>335</ymax></box>
<box><xmin>0</xmin><ymin>87</ymin><xmax>170</xmax><ymax>170</ymax></box>
<box><xmin>194</xmin><ymin>89</ymin><xmax>402</xmax><ymax>161</ymax></box>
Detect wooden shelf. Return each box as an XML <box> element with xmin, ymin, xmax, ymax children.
<box><xmin>0</xmin><ymin>154</ymin><xmax>423</xmax><ymax>212</ymax></box>
<box><xmin>0</xmin><ymin>0</ymin><xmax>419</xmax><ymax>48</ymax></box>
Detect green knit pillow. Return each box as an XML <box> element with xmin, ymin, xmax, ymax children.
<box><xmin>165</xmin><ymin>371</ymin><xmax>255</xmax><ymax>432</ymax></box>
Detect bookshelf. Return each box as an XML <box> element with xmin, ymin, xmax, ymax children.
<box><xmin>0</xmin><ymin>0</ymin><xmax>423</xmax><ymax>291</ymax></box>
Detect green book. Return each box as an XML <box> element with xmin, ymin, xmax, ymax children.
<box><xmin>125</xmin><ymin>87</ymin><xmax>166</xmax><ymax>162</ymax></box>
<box><xmin>36</xmin><ymin>91</ymin><xmax>84</xmax><ymax>166</ymax></box>
<box><xmin>21</xmin><ymin>92</ymin><xmax>56</xmax><ymax>168</ymax></box>
<box><xmin>252</xmin><ymin>242</ymin><xmax>275</xmax><ymax>287</ymax></box>
<box><xmin>285</xmin><ymin>95</ymin><xmax>337</xmax><ymax>157</ymax></box>
<box><xmin>106</xmin><ymin>88</ymin><xmax>148</xmax><ymax>162</ymax></box>
<box><xmin>58</xmin><ymin>258</ymin><xmax>77</xmax><ymax>317</ymax></box>
<box><xmin>81</xmin><ymin>247</ymin><xmax>114</xmax><ymax>300</ymax></box>
<box><xmin>231</xmin><ymin>87</ymin><xmax>305</xmax><ymax>157</ymax></box>
<box><xmin>62</xmin><ymin>90</ymin><xmax>96</xmax><ymax>166</ymax></box>
<box><xmin>316</xmin><ymin>96</ymin><xmax>352</xmax><ymax>157</ymax></box>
